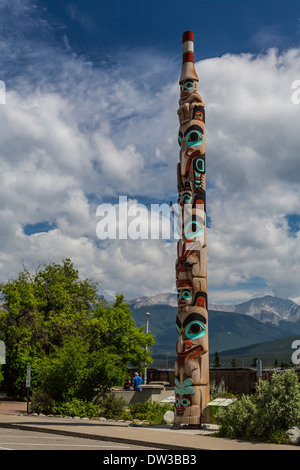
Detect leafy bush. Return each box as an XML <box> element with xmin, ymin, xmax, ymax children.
<box><xmin>216</xmin><ymin>394</ymin><xmax>257</xmax><ymax>439</ymax></box>
<box><xmin>30</xmin><ymin>390</ymin><xmax>174</xmax><ymax>426</ymax></box>
<box><xmin>125</xmin><ymin>401</ymin><xmax>174</xmax><ymax>425</ymax></box>
<box><xmin>96</xmin><ymin>393</ymin><xmax>128</xmax><ymax>419</ymax></box>
<box><xmin>252</xmin><ymin>369</ymin><xmax>300</xmax><ymax>441</ymax></box>
<box><xmin>30</xmin><ymin>390</ymin><xmax>54</xmax><ymax>415</ymax></box>
<box><xmin>215</xmin><ymin>370</ymin><xmax>300</xmax><ymax>444</ymax></box>
<box><xmin>96</xmin><ymin>395</ymin><xmax>173</xmax><ymax>424</ymax></box>
<box><xmin>34</xmin><ymin>336</ymin><xmax>124</xmax><ymax>403</ymax></box>
<box><xmin>52</xmin><ymin>398</ymin><xmax>101</xmax><ymax>418</ymax></box>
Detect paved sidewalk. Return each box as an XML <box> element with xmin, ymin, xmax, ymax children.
<box><xmin>0</xmin><ymin>401</ymin><xmax>299</xmax><ymax>451</ymax></box>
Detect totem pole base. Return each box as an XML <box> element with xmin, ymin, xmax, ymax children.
<box><xmin>202</xmin><ymin>405</ymin><xmax>211</xmax><ymax>425</ymax></box>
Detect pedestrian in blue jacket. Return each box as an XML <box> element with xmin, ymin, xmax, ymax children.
<box><xmin>132</xmin><ymin>372</ymin><xmax>143</xmax><ymax>391</ymax></box>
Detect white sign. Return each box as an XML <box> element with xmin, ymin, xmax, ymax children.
<box><xmin>161</xmin><ymin>395</ymin><xmax>175</xmax><ymax>403</ymax></box>
<box><xmin>0</xmin><ymin>341</ymin><xmax>5</xmax><ymax>364</ymax></box>
<box><xmin>26</xmin><ymin>364</ymin><xmax>31</xmax><ymax>388</ymax></box>
<box><xmin>256</xmin><ymin>359</ymin><xmax>262</xmax><ymax>377</ymax></box>
<box><xmin>207</xmin><ymin>398</ymin><xmax>237</xmax><ymax>407</ymax></box>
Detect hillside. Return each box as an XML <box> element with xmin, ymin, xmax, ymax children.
<box><xmin>212</xmin><ymin>335</ymin><xmax>300</xmax><ymax>368</ymax></box>
<box><xmin>130</xmin><ymin>304</ymin><xmax>299</xmax><ymax>360</ymax></box>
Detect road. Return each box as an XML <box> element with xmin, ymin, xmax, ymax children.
<box><xmin>0</xmin><ymin>427</ymin><xmax>160</xmax><ymax>450</ymax></box>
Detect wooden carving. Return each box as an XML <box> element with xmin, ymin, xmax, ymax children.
<box><xmin>174</xmin><ymin>31</ymin><xmax>210</xmax><ymax>426</ymax></box>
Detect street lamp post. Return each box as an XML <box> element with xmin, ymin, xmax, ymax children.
<box><xmin>166</xmin><ymin>352</ymin><xmax>169</xmax><ymax>369</ymax></box>
<box><xmin>144</xmin><ymin>312</ymin><xmax>151</xmax><ymax>385</ymax></box>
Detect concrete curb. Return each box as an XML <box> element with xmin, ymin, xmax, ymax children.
<box><xmin>0</xmin><ymin>421</ymin><xmax>197</xmax><ymax>450</ymax></box>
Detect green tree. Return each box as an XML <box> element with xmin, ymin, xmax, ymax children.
<box><xmin>251</xmin><ymin>357</ymin><xmax>259</xmax><ymax>367</ymax></box>
<box><xmin>231</xmin><ymin>358</ymin><xmax>238</xmax><ymax>368</ymax></box>
<box><xmin>0</xmin><ymin>259</ymin><xmax>154</xmax><ymax>399</ymax></box>
<box><xmin>212</xmin><ymin>351</ymin><xmax>221</xmax><ymax>368</ymax></box>
<box><xmin>88</xmin><ymin>295</ymin><xmax>153</xmax><ymax>369</ymax></box>
<box><xmin>34</xmin><ymin>336</ymin><xmax>123</xmax><ymax>402</ymax></box>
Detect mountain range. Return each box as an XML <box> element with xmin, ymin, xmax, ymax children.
<box><xmin>128</xmin><ymin>293</ymin><xmax>300</xmax><ymax>326</ymax></box>
<box><xmin>127</xmin><ymin>293</ymin><xmax>300</xmax><ymax>368</ymax></box>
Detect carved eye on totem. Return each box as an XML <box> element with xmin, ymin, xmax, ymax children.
<box><xmin>185</xmin><ymin>129</ymin><xmax>203</xmax><ymax>147</ymax></box>
<box><xmin>176</xmin><ymin>312</ymin><xmax>207</xmax><ymax>337</ymax></box>
<box><xmin>184</xmin><ymin>220</ymin><xmax>204</xmax><ymax>239</ymax></box>
<box><xmin>185</xmin><ymin>320</ymin><xmax>206</xmax><ymax>340</ymax></box>
<box><xmin>180</xmin><ymin>81</ymin><xmax>194</xmax><ymax>91</ymax></box>
<box><xmin>176</xmin><ymin>397</ymin><xmax>191</xmax><ymax>408</ymax></box>
<box><xmin>177</xmin><ymin>289</ymin><xmax>192</xmax><ymax>302</ymax></box>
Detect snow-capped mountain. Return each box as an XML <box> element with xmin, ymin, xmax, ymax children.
<box><xmin>128</xmin><ymin>293</ymin><xmax>300</xmax><ymax>326</ymax></box>
<box><xmin>208</xmin><ymin>295</ymin><xmax>299</xmax><ymax>325</ymax></box>
<box><xmin>128</xmin><ymin>293</ymin><xmax>178</xmax><ymax>309</ymax></box>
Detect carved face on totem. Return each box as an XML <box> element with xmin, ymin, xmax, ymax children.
<box><xmin>176</xmin><ymin>239</ymin><xmax>206</xmax><ymax>281</ymax></box>
<box><xmin>179</xmin><ymin>79</ymin><xmax>198</xmax><ymax>101</ymax></box>
<box><xmin>175</xmin><ymin>306</ymin><xmax>208</xmax><ymax>366</ymax></box>
<box><xmin>177</xmin><ymin>279</ymin><xmax>193</xmax><ymax>308</ymax></box>
<box><xmin>178</xmin><ymin>109</ymin><xmax>205</xmax><ymax>178</ymax></box>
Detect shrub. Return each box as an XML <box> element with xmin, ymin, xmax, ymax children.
<box><xmin>30</xmin><ymin>390</ymin><xmax>55</xmax><ymax>415</ymax></box>
<box><xmin>254</xmin><ymin>369</ymin><xmax>300</xmax><ymax>438</ymax></box>
<box><xmin>216</xmin><ymin>394</ymin><xmax>256</xmax><ymax>439</ymax></box>
<box><xmin>96</xmin><ymin>393</ymin><xmax>128</xmax><ymax>419</ymax></box>
<box><xmin>52</xmin><ymin>398</ymin><xmax>101</xmax><ymax>418</ymax></box>
<box><xmin>215</xmin><ymin>370</ymin><xmax>300</xmax><ymax>444</ymax></box>
<box><xmin>126</xmin><ymin>401</ymin><xmax>174</xmax><ymax>425</ymax></box>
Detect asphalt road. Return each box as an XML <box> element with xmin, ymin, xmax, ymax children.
<box><xmin>0</xmin><ymin>427</ymin><xmax>160</xmax><ymax>451</ymax></box>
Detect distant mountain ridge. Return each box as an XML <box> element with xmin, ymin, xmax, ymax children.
<box><xmin>128</xmin><ymin>293</ymin><xmax>300</xmax><ymax>326</ymax></box>
<box><xmin>129</xmin><ymin>293</ymin><xmax>178</xmax><ymax>309</ymax></box>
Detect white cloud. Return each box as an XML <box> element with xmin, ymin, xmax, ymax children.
<box><xmin>1</xmin><ymin>13</ymin><xmax>300</xmax><ymax>304</ymax></box>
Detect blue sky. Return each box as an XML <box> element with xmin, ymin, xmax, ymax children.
<box><xmin>1</xmin><ymin>0</ymin><xmax>300</xmax><ymax>304</ymax></box>
<box><xmin>27</xmin><ymin>0</ymin><xmax>300</xmax><ymax>59</ymax></box>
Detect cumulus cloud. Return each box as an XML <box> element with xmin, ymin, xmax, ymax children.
<box><xmin>1</xmin><ymin>3</ymin><xmax>300</xmax><ymax>303</ymax></box>
<box><xmin>199</xmin><ymin>49</ymin><xmax>300</xmax><ymax>302</ymax></box>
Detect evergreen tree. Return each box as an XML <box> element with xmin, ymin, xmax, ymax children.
<box><xmin>231</xmin><ymin>358</ymin><xmax>238</xmax><ymax>368</ymax></box>
<box><xmin>213</xmin><ymin>350</ymin><xmax>221</xmax><ymax>367</ymax></box>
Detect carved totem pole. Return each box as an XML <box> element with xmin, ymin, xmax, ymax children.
<box><xmin>174</xmin><ymin>31</ymin><xmax>210</xmax><ymax>426</ymax></box>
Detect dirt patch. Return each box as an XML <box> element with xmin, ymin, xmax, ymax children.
<box><xmin>0</xmin><ymin>401</ymin><xmax>27</xmax><ymax>415</ymax></box>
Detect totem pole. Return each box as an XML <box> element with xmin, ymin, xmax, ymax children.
<box><xmin>174</xmin><ymin>31</ymin><xmax>210</xmax><ymax>426</ymax></box>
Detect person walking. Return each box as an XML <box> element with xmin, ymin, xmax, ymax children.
<box><xmin>132</xmin><ymin>372</ymin><xmax>143</xmax><ymax>391</ymax></box>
